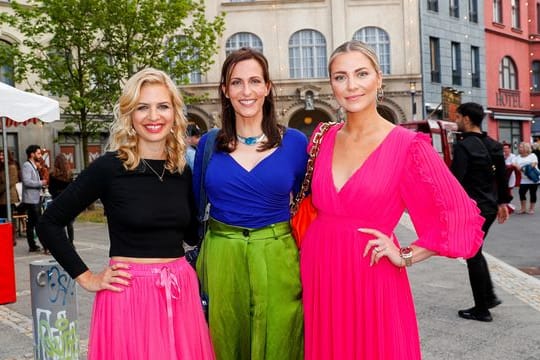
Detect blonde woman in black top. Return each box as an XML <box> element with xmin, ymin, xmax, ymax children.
<box><xmin>38</xmin><ymin>68</ymin><xmax>214</xmax><ymax>359</ymax></box>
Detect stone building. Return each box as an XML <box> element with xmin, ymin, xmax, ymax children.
<box><xmin>1</xmin><ymin>0</ymin><xmax>422</xmax><ymax>171</ymax></box>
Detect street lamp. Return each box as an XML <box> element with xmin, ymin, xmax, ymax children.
<box><xmin>409</xmin><ymin>81</ymin><xmax>417</xmax><ymax>120</ymax></box>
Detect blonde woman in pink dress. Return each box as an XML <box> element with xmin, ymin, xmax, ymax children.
<box><xmin>300</xmin><ymin>40</ymin><xmax>485</xmax><ymax>359</ymax></box>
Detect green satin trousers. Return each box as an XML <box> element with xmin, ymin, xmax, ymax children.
<box><xmin>197</xmin><ymin>218</ymin><xmax>304</xmax><ymax>360</ymax></box>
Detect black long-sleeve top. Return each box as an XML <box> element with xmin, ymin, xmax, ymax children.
<box><xmin>37</xmin><ymin>152</ymin><xmax>199</xmax><ymax>279</ymax></box>
<box><xmin>450</xmin><ymin>132</ymin><xmax>511</xmax><ymax>215</ymax></box>
<box><xmin>48</xmin><ymin>174</ymin><xmax>72</xmax><ymax>199</ymax></box>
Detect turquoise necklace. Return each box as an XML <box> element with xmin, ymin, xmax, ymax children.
<box><xmin>237</xmin><ymin>133</ymin><xmax>266</xmax><ymax>146</ymax></box>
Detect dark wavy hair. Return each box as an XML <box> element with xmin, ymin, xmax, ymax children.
<box><xmin>217</xmin><ymin>47</ymin><xmax>283</xmax><ymax>152</ymax></box>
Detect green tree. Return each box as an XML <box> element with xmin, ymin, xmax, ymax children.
<box><xmin>0</xmin><ymin>0</ymin><xmax>224</xmax><ymax>167</ymax></box>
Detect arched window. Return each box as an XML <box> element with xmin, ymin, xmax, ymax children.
<box><xmin>225</xmin><ymin>32</ymin><xmax>263</xmax><ymax>55</ymax></box>
<box><xmin>0</xmin><ymin>40</ymin><xmax>14</xmax><ymax>85</ymax></box>
<box><xmin>353</xmin><ymin>27</ymin><xmax>391</xmax><ymax>74</ymax></box>
<box><xmin>288</xmin><ymin>29</ymin><xmax>327</xmax><ymax>79</ymax></box>
<box><xmin>499</xmin><ymin>56</ymin><xmax>517</xmax><ymax>89</ymax></box>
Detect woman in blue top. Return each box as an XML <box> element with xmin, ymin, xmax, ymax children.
<box><xmin>193</xmin><ymin>48</ymin><xmax>308</xmax><ymax>360</ymax></box>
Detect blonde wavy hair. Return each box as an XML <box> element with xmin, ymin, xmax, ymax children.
<box><xmin>107</xmin><ymin>68</ymin><xmax>188</xmax><ymax>173</ymax></box>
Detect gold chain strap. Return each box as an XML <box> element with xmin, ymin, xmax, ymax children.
<box><xmin>291</xmin><ymin>121</ymin><xmax>336</xmax><ymax>215</ymax></box>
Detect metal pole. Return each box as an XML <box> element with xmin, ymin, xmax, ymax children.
<box><xmin>1</xmin><ymin>116</ymin><xmax>12</xmax><ymax>222</ymax></box>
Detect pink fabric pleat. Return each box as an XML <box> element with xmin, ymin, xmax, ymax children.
<box><xmin>88</xmin><ymin>258</ymin><xmax>214</xmax><ymax>360</ymax></box>
<box><xmin>301</xmin><ymin>124</ymin><xmax>484</xmax><ymax>360</ymax></box>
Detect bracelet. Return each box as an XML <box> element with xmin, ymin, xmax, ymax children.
<box><xmin>399</xmin><ymin>246</ymin><xmax>413</xmax><ymax>267</ymax></box>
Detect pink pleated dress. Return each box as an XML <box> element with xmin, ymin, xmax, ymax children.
<box><xmin>300</xmin><ymin>124</ymin><xmax>484</xmax><ymax>360</ymax></box>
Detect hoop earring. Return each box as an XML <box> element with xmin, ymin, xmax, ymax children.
<box><xmin>376</xmin><ymin>88</ymin><xmax>384</xmax><ymax>102</ymax></box>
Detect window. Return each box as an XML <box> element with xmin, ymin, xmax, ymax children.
<box><xmin>532</xmin><ymin>61</ymin><xmax>540</xmax><ymax>92</ymax></box>
<box><xmin>451</xmin><ymin>42</ymin><xmax>461</xmax><ymax>85</ymax></box>
<box><xmin>511</xmin><ymin>0</ymin><xmax>521</xmax><ymax>28</ymax></box>
<box><xmin>288</xmin><ymin>29</ymin><xmax>327</xmax><ymax>79</ymax></box>
<box><xmin>167</xmin><ymin>36</ymin><xmax>202</xmax><ymax>84</ymax></box>
<box><xmin>429</xmin><ymin>37</ymin><xmax>441</xmax><ymax>83</ymax></box>
<box><xmin>493</xmin><ymin>0</ymin><xmax>503</xmax><ymax>23</ymax></box>
<box><xmin>469</xmin><ymin>0</ymin><xmax>478</xmax><ymax>23</ymax></box>
<box><xmin>0</xmin><ymin>40</ymin><xmax>14</xmax><ymax>86</ymax></box>
<box><xmin>537</xmin><ymin>4</ymin><xmax>540</xmax><ymax>33</ymax></box>
<box><xmin>353</xmin><ymin>27</ymin><xmax>391</xmax><ymax>74</ymax></box>
<box><xmin>471</xmin><ymin>46</ymin><xmax>480</xmax><ymax>87</ymax></box>
<box><xmin>427</xmin><ymin>0</ymin><xmax>438</xmax><ymax>12</ymax></box>
<box><xmin>450</xmin><ymin>0</ymin><xmax>459</xmax><ymax>18</ymax></box>
<box><xmin>225</xmin><ymin>32</ymin><xmax>263</xmax><ymax>56</ymax></box>
<box><xmin>499</xmin><ymin>56</ymin><xmax>517</xmax><ymax>89</ymax></box>
<box><xmin>498</xmin><ymin>120</ymin><xmax>522</xmax><ymax>151</ymax></box>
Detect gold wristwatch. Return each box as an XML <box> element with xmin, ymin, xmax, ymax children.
<box><xmin>400</xmin><ymin>246</ymin><xmax>413</xmax><ymax>267</ymax></box>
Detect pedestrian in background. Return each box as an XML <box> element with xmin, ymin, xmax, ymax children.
<box><xmin>532</xmin><ymin>136</ymin><xmax>540</xmax><ymax>161</ymax></box>
<box><xmin>193</xmin><ymin>48</ymin><xmax>307</xmax><ymax>360</ymax></box>
<box><xmin>514</xmin><ymin>141</ymin><xmax>539</xmax><ymax>214</ymax></box>
<box><xmin>503</xmin><ymin>142</ymin><xmax>518</xmax><ymax>213</ymax></box>
<box><xmin>185</xmin><ymin>123</ymin><xmax>201</xmax><ymax>170</ymax></box>
<box><xmin>22</xmin><ymin>144</ymin><xmax>46</xmax><ymax>252</ymax></box>
<box><xmin>0</xmin><ymin>150</ymin><xmax>19</xmax><ymax>244</ymax></box>
<box><xmin>37</xmin><ymin>68</ymin><xmax>214</xmax><ymax>359</ymax></box>
<box><xmin>48</xmin><ymin>153</ymin><xmax>75</xmax><ymax>244</ymax></box>
<box><xmin>451</xmin><ymin>102</ymin><xmax>510</xmax><ymax>322</ymax></box>
<box><xmin>36</xmin><ymin>154</ymin><xmax>50</xmax><ymax>185</ymax></box>
<box><xmin>300</xmin><ymin>40</ymin><xmax>484</xmax><ymax>359</ymax></box>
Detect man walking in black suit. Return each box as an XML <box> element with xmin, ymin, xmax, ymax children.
<box><xmin>451</xmin><ymin>102</ymin><xmax>510</xmax><ymax>322</ymax></box>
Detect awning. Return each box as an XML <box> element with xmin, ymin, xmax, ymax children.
<box><xmin>493</xmin><ymin>112</ymin><xmax>534</xmax><ymax>121</ymax></box>
<box><xmin>0</xmin><ymin>118</ymin><xmax>39</xmax><ymax>128</ymax></box>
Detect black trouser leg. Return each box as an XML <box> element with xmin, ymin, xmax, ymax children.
<box><xmin>25</xmin><ymin>203</ymin><xmax>41</xmax><ymax>249</ymax></box>
<box><xmin>465</xmin><ymin>212</ymin><xmax>497</xmax><ymax>311</ymax></box>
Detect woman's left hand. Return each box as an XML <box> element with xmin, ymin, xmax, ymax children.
<box><xmin>359</xmin><ymin>228</ymin><xmax>403</xmax><ymax>267</ymax></box>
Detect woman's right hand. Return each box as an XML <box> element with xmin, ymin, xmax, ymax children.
<box><xmin>75</xmin><ymin>263</ymin><xmax>132</xmax><ymax>293</ymax></box>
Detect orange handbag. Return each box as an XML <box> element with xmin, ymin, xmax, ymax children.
<box><xmin>290</xmin><ymin>122</ymin><xmax>335</xmax><ymax>248</ymax></box>
<box><xmin>290</xmin><ymin>194</ymin><xmax>317</xmax><ymax>248</ymax></box>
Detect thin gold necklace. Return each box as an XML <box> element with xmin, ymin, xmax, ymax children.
<box><xmin>141</xmin><ymin>159</ymin><xmax>166</xmax><ymax>182</ymax></box>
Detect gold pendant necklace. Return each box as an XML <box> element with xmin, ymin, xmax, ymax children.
<box><xmin>141</xmin><ymin>159</ymin><xmax>166</xmax><ymax>182</ymax></box>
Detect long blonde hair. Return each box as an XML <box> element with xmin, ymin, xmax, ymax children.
<box><xmin>107</xmin><ymin>68</ymin><xmax>187</xmax><ymax>172</ymax></box>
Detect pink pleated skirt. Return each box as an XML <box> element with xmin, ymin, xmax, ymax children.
<box><xmin>88</xmin><ymin>257</ymin><xmax>215</xmax><ymax>360</ymax></box>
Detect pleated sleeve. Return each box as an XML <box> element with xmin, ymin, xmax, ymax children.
<box><xmin>399</xmin><ymin>133</ymin><xmax>484</xmax><ymax>259</ymax></box>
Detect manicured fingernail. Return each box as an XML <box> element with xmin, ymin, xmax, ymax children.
<box><xmin>358</xmin><ymin>228</ymin><xmax>366</xmax><ymax>232</ymax></box>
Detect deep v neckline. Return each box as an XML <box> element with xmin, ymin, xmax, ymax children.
<box><xmin>228</xmin><ymin>147</ymin><xmax>279</xmax><ymax>173</ymax></box>
<box><xmin>330</xmin><ymin>125</ymin><xmax>397</xmax><ymax>194</ymax></box>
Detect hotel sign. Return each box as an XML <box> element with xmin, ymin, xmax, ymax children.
<box><xmin>495</xmin><ymin>89</ymin><xmax>521</xmax><ymax>108</ymax></box>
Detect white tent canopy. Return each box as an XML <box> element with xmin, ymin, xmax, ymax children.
<box><xmin>0</xmin><ymin>82</ymin><xmax>60</xmax><ymax>221</ymax></box>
